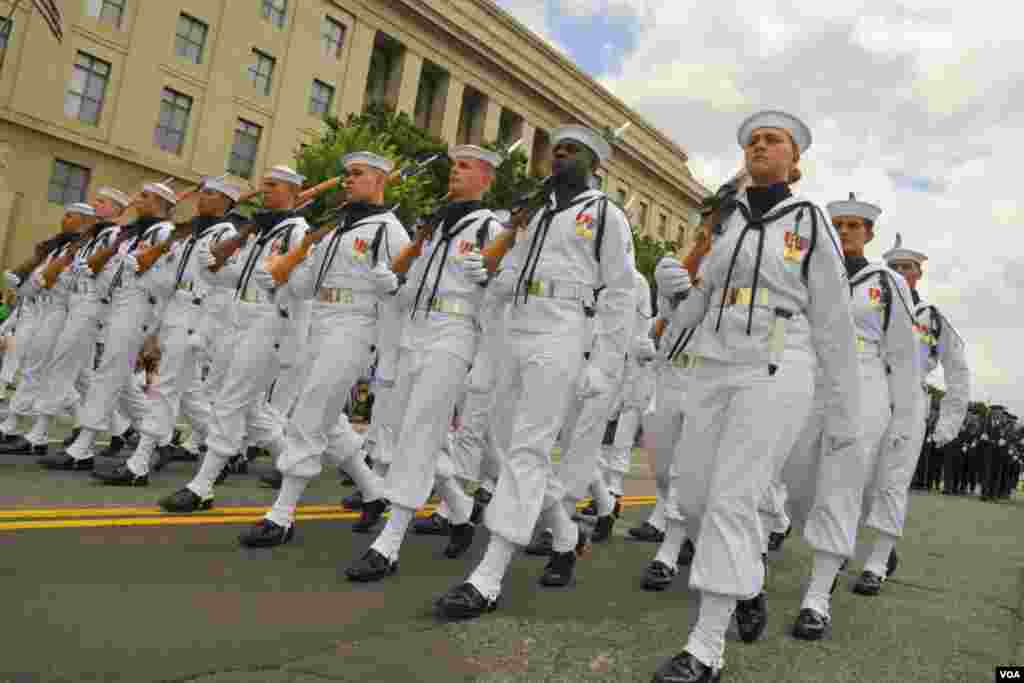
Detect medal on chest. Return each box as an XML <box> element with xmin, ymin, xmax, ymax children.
<box><xmin>352</xmin><ymin>237</ymin><xmax>369</xmax><ymax>263</ymax></box>
<box><xmin>867</xmin><ymin>286</ymin><xmax>883</xmax><ymax>310</ymax></box>
<box><xmin>451</xmin><ymin>239</ymin><xmax>475</xmax><ymax>263</ymax></box>
<box><xmin>575</xmin><ymin>211</ymin><xmax>595</xmax><ymax>240</ymax></box>
<box><xmin>783</xmin><ymin>230</ymin><xmax>808</xmax><ymax>266</ymax></box>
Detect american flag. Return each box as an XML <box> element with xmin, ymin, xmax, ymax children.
<box><xmin>31</xmin><ymin>0</ymin><xmax>63</xmax><ymax>43</ymax></box>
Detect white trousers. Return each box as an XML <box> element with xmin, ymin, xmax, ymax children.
<box><xmin>1</xmin><ymin>307</ymin><xmax>37</xmax><ymax>385</ymax></box>
<box><xmin>276</xmin><ymin>312</ymin><xmax>375</xmax><ymax>479</ymax></box>
<box><xmin>556</xmin><ymin>378</ymin><xmax>621</xmax><ymax>502</ymax></box>
<box><xmin>384</xmin><ymin>348</ymin><xmax>471</xmax><ymax>509</ymax></box>
<box><xmin>484</xmin><ymin>329</ymin><xmax>586</xmax><ymax>546</ymax></box>
<box><xmin>78</xmin><ymin>291</ymin><xmax>151</xmax><ymax>433</ymax></box>
<box><xmin>672</xmin><ymin>357</ymin><xmax>814</xmax><ymax>599</ymax></box>
<box><xmin>9</xmin><ymin>303</ymin><xmax>67</xmax><ymax>420</ymax></box>
<box><xmin>644</xmin><ymin>366</ymin><xmax>690</xmax><ymax>519</ymax></box>
<box><xmin>862</xmin><ymin>387</ymin><xmax>927</xmax><ymax>537</ymax></box>
<box><xmin>36</xmin><ymin>298</ymin><xmax>104</xmax><ymax>418</ymax></box>
<box><xmin>782</xmin><ymin>359</ymin><xmax>888</xmax><ymax>557</ymax></box>
<box><xmin>204</xmin><ymin>308</ymin><xmax>285</xmax><ymax>458</ymax></box>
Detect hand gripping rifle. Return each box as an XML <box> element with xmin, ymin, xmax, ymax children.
<box><xmin>263</xmin><ymin>154</ymin><xmax>441</xmax><ymax>286</ymax></box>
<box><xmin>84</xmin><ymin>177</ymin><xmax>177</xmax><ymax>275</ymax></box>
<box><xmin>39</xmin><ymin>233</ymin><xmax>86</xmax><ymax>289</ymax></box>
<box><xmin>480</xmin><ymin>173</ymin><xmax>556</xmax><ymax>274</ymax></box>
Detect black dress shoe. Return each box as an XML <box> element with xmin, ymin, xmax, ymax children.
<box><xmin>886</xmin><ymin>548</ymin><xmax>899</xmax><ymax>578</ymax></box>
<box><xmin>239</xmin><ymin>519</ymin><xmax>294</xmax><ymax>548</ymax></box>
<box><xmin>792</xmin><ymin>607</ymin><xmax>829</xmax><ymax>640</ymax></box>
<box><xmin>260</xmin><ymin>470</ymin><xmax>283</xmax><ymax>489</ymax></box>
<box><xmin>39</xmin><ymin>452</ymin><xmax>91</xmax><ymax>470</ymax></box>
<box><xmin>173</xmin><ymin>444</ymin><xmax>203</xmax><ymax>463</ymax></box>
<box><xmin>525</xmin><ymin>529</ymin><xmax>554</xmax><ymax>556</ymax></box>
<box><xmin>735</xmin><ymin>592</ymin><xmax>768</xmax><ymax>642</ymax></box>
<box><xmin>352</xmin><ymin>498</ymin><xmax>388</xmax><ymax>533</ymax></box>
<box><xmin>470</xmin><ymin>488</ymin><xmax>492</xmax><ymax>525</ymax></box>
<box><xmin>444</xmin><ymin>523</ymin><xmax>476</xmax><ymax>558</ymax></box>
<box><xmin>63</xmin><ymin>427</ymin><xmax>81</xmax><ymax>448</ymax></box>
<box><xmin>678</xmin><ymin>538</ymin><xmax>696</xmax><ymax>567</ymax></box>
<box><xmin>92</xmin><ymin>465</ymin><xmax>148</xmax><ymax>486</ymax></box>
<box><xmin>345</xmin><ymin>548</ymin><xmax>398</xmax><ymax>582</ymax></box>
<box><xmin>96</xmin><ymin>435</ymin><xmax>126</xmax><ymax>459</ymax></box>
<box><xmin>123</xmin><ymin>428</ymin><xmax>140</xmax><ymax>450</ymax></box>
<box><xmin>435</xmin><ymin>582</ymin><xmax>499</xmax><ymax>620</ymax></box>
<box><xmin>0</xmin><ymin>431</ymin><xmax>18</xmax><ymax>444</ymax></box>
<box><xmin>340</xmin><ymin>472</ymin><xmax>355</xmax><ymax>486</ymax></box>
<box><xmin>767</xmin><ymin>524</ymin><xmax>792</xmax><ymax>552</ymax></box>
<box><xmin>151</xmin><ymin>444</ymin><xmax>177</xmax><ymax>473</ymax></box>
<box><xmin>0</xmin><ymin>436</ymin><xmax>45</xmax><ymax>455</ymax></box>
<box><xmin>539</xmin><ymin>550</ymin><xmax>577</xmax><ymax>587</ymax></box>
<box><xmin>341</xmin><ymin>490</ymin><xmax>364</xmax><ymax>511</ymax></box>
<box><xmin>852</xmin><ymin>570</ymin><xmax>883</xmax><ymax>596</ymax></box>
<box><xmin>412</xmin><ymin>512</ymin><xmax>449</xmax><ymax>535</ymax></box>
<box><xmin>642</xmin><ymin>560</ymin><xmax>677</xmax><ymax>591</ymax></box>
<box><xmin>652</xmin><ymin>651</ymin><xmax>720</xmax><ymax>683</ymax></box>
<box><xmin>159</xmin><ymin>488</ymin><xmax>213</xmax><ymax>513</ymax></box>
<box><xmin>592</xmin><ymin>514</ymin><xmax>616</xmax><ymax>542</ymax></box>
<box><xmin>628</xmin><ymin>521</ymin><xmax>666</xmax><ymax>543</ymax></box>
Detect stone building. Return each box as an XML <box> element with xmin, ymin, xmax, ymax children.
<box><xmin>0</xmin><ymin>0</ymin><xmax>706</xmax><ymax>266</ymax></box>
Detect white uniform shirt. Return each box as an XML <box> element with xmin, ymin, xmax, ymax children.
<box><xmin>399</xmin><ymin>208</ymin><xmax>502</xmax><ymax>365</ymax></box>
<box><xmin>847</xmin><ymin>262</ymin><xmax>919</xmax><ymax>438</ymax></box>
<box><xmin>671</xmin><ymin>193</ymin><xmax>860</xmax><ymax>441</ymax></box>
<box><xmin>494</xmin><ymin>189</ymin><xmax>634</xmax><ymax>376</ymax></box>
<box><xmin>912</xmin><ymin>299</ymin><xmax>970</xmax><ymax>441</ymax></box>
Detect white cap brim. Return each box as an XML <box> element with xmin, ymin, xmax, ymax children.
<box><xmin>883</xmin><ymin>248</ymin><xmax>928</xmax><ymax>265</ymax></box>
<box><xmin>827</xmin><ymin>199</ymin><xmax>882</xmax><ymax>223</ymax></box>
<box><xmin>65</xmin><ymin>202</ymin><xmax>96</xmax><ymax>217</ymax></box>
<box><xmin>143</xmin><ymin>182</ymin><xmax>177</xmax><ymax>206</ymax></box>
<box><xmin>98</xmin><ymin>187</ymin><xmax>131</xmax><ymax>208</ymax></box>
<box><xmin>201</xmin><ymin>177</ymin><xmax>242</xmax><ymax>202</ymax></box>
<box><xmin>266</xmin><ymin>165</ymin><xmax>306</xmax><ymax>186</ymax></box>
<box><xmin>551</xmin><ymin>125</ymin><xmax>612</xmax><ymax>163</ymax></box>
<box><xmin>737</xmin><ymin>110</ymin><xmax>812</xmax><ymax>153</ymax></box>
<box><xmin>341</xmin><ymin>152</ymin><xmax>394</xmax><ymax>174</ymax></box>
<box><xmin>449</xmin><ymin>145</ymin><xmax>503</xmax><ymax>168</ymax></box>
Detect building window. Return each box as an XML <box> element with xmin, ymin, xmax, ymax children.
<box><xmin>248</xmin><ymin>49</ymin><xmax>275</xmax><ymax>96</ymax></box>
<box><xmin>659</xmin><ymin>213</ymin><xmax>668</xmax><ymax>239</ymax></box>
<box><xmin>309</xmin><ymin>79</ymin><xmax>334</xmax><ymax>117</ymax></box>
<box><xmin>228</xmin><ymin>119</ymin><xmax>262</xmax><ymax>178</ymax></box>
<box><xmin>0</xmin><ymin>17</ymin><xmax>13</xmax><ymax>52</ymax></box>
<box><xmin>48</xmin><ymin>159</ymin><xmax>91</xmax><ymax>205</ymax></box>
<box><xmin>497</xmin><ymin>109</ymin><xmax>523</xmax><ymax>147</ymax></box>
<box><xmin>616</xmin><ymin>188</ymin><xmax>628</xmax><ymax>205</ymax></box>
<box><xmin>154</xmin><ymin>88</ymin><xmax>192</xmax><ymax>155</ymax></box>
<box><xmin>261</xmin><ymin>0</ymin><xmax>287</xmax><ymax>28</ymax></box>
<box><xmin>457</xmin><ymin>86</ymin><xmax>485</xmax><ymax>145</ymax></box>
<box><xmin>322</xmin><ymin>16</ymin><xmax>345</xmax><ymax>59</ymax></box>
<box><xmin>365</xmin><ymin>32</ymin><xmax>402</xmax><ymax>109</ymax></box>
<box><xmin>65</xmin><ymin>51</ymin><xmax>110</xmax><ymax>125</ymax></box>
<box><xmin>175</xmin><ymin>13</ymin><xmax>207</xmax><ymax>65</ymax></box>
<box><xmin>414</xmin><ymin>60</ymin><xmax>446</xmax><ymax>134</ymax></box>
<box><xmin>86</xmin><ymin>0</ymin><xmax>126</xmax><ymax>29</ymax></box>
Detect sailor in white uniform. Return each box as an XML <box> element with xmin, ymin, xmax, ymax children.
<box><xmin>650</xmin><ymin>111</ymin><xmax>859</xmax><ymax>683</ymax></box>
<box><xmin>850</xmin><ymin>236</ymin><xmax>970</xmax><ymax>596</ymax></box>
<box><xmin>435</xmin><ymin>124</ymin><xmax>634</xmax><ymax>618</ymax></box>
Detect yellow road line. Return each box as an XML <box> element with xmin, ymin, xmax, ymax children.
<box><xmin>0</xmin><ymin>504</ymin><xmax>344</xmax><ymax>519</ymax></box>
<box><xmin>0</xmin><ymin>497</ymin><xmax>656</xmax><ymax>531</ymax></box>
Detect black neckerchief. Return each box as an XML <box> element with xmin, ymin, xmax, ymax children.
<box><xmin>175</xmin><ymin>214</ymin><xmax>230</xmax><ymax>287</ymax></box>
<box><xmin>514</xmin><ymin>189</ymin><xmax>594</xmax><ymax>304</ymax></box>
<box><xmin>911</xmin><ymin>289</ymin><xmax>921</xmax><ymax>306</ymax></box>
<box><xmin>121</xmin><ymin>215</ymin><xmax>164</xmax><ymax>250</ymax></box>
<box><xmin>313</xmin><ymin>203</ymin><xmax>390</xmax><ymax>295</ymax></box>
<box><xmin>250</xmin><ymin>209</ymin><xmax>296</xmax><ymax>238</ymax></box>
<box><xmin>411</xmin><ymin>201</ymin><xmax>484</xmax><ymax>318</ymax></box>
<box><xmin>746</xmin><ymin>183</ymin><xmax>791</xmax><ymax>220</ymax></box>
<box><xmin>844</xmin><ymin>255</ymin><xmax>869</xmax><ymax>279</ymax></box>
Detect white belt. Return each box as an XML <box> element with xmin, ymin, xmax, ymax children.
<box><xmin>856</xmin><ymin>336</ymin><xmax>881</xmax><ymax>355</ymax></box>
<box><xmin>416</xmin><ymin>296</ymin><xmax>477</xmax><ymax>318</ymax></box>
<box><xmin>239</xmin><ymin>286</ymin><xmax>273</xmax><ymax>305</ymax></box>
<box><xmin>177</xmin><ymin>280</ymin><xmax>197</xmax><ymax>293</ymax></box>
<box><xmin>670</xmin><ymin>352</ymin><xmax>702</xmax><ymax>370</ymax></box>
<box><xmin>317</xmin><ymin>287</ymin><xmax>377</xmax><ymax>307</ymax></box>
<box><xmin>524</xmin><ymin>279</ymin><xmax>589</xmax><ymax>301</ymax></box>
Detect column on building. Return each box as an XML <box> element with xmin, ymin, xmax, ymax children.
<box><xmin>339</xmin><ymin>19</ymin><xmax>378</xmax><ymax>120</ymax></box>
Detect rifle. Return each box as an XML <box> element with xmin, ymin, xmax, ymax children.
<box><xmin>39</xmin><ymin>233</ymin><xmax>87</xmax><ymax>289</ymax></box>
<box><xmin>481</xmin><ymin>176</ymin><xmax>555</xmax><ymax>274</ymax></box>
<box><xmin>262</xmin><ymin>154</ymin><xmax>441</xmax><ymax>285</ymax></box>
<box><xmin>132</xmin><ymin>219</ymin><xmax>201</xmax><ymax>275</ymax></box>
<box><xmin>10</xmin><ymin>232</ymin><xmax>79</xmax><ymax>283</ymax></box>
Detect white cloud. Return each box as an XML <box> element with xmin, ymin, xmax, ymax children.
<box><xmin>499</xmin><ymin>0</ymin><xmax>1024</xmax><ymax>416</ymax></box>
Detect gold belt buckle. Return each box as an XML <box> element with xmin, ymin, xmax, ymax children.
<box><xmin>856</xmin><ymin>337</ymin><xmax>866</xmax><ymax>353</ymax></box>
<box><xmin>672</xmin><ymin>353</ymin><xmax>698</xmax><ymax>369</ymax></box>
<box><xmin>725</xmin><ymin>288</ymin><xmax>767</xmax><ymax>307</ymax></box>
<box><xmin>319</xmin><ymin>288</ymin><xmax>355</xmax><ymax>305</ymax></box>
<box><xmin>429</xmin><ymin>298</ymin><xmax>470</xmax><ymax>316</ymax></box>
<box><xmin>177</xmin><ymin>281</ymin><xmax>194</xmax><ymax>293</ymax></box>
<box><xmin>526</xmin><ymin>280</ymin><xmax>548</xmax><ymax>297</ymax></box>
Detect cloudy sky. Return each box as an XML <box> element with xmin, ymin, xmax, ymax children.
<box><xmin>497</xmin><ymin>0</ymin><xmax>1023</xmax><ymax>416</ymax></box>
